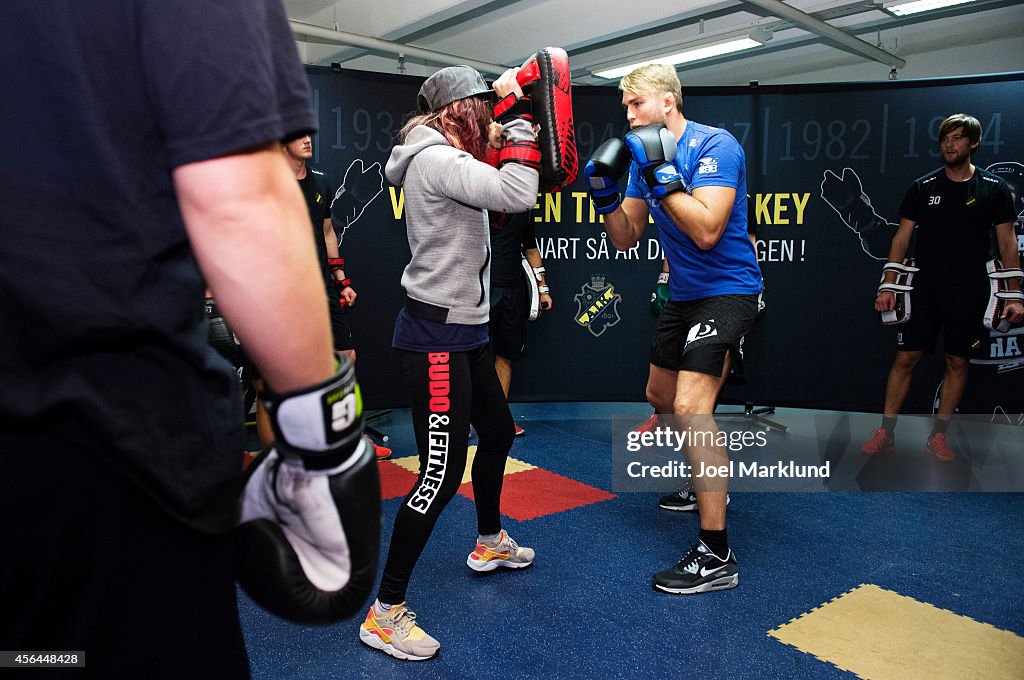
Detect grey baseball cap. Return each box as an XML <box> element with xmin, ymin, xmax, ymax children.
<box><xmin>417</xmin><ymin>65</ymin><xmax>494</xmax><ymax>113</ymax></box>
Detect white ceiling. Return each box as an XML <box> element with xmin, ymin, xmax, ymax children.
<box><xmin>285</xmin><ymin>0</ymin><xmax>1024</xmax><ymax>86</ymax></box>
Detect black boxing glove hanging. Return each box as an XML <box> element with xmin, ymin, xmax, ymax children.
<box><xmin>235</xmin><ymin>357</ymin><xmax>381</xmax><ymax>624</ymax></box>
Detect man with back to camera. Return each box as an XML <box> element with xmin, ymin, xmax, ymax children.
<box><xmin>583</xmin><ymin>63</ymin><xmax>762</xmax><ymax>594</ymax></box>
<box><xmin>0</xmin><ymin>2</ymin><xmax>380</xmax><ymax>676</ymax></box>
<box><xmin>862</xmin><ymin>113</ymin><xmax>1021</xmax><ymax>461</ymax></box>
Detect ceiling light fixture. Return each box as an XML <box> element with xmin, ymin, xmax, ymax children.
<box><xmin>879</xmin><ymin>0</ymin><xmax>977</xmax><ymax>17</ymax></box>
<box><xmin>592</xmin><ymin>29</ymin><xmax>772</xmax><ymax>80</ymax></box>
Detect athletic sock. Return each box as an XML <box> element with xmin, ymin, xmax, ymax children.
<box><xmin>881</xmin><ymin>416</ymin><xmax>897</xmax><ymax>434</ymax></box>
<box><xmin>699</xmin><ymin>528</ymin><xmax>729</xmax><ymax>560</ymax></box>
<box><xmin>931</xmin><ymin>418</ymin><xmax>950</xmax><ymax>436</ymax></box>
<box><xmin>478</xmin><ymin>531</ymin><xmax>502</xmax><ymax>547</ymax></box>
<box><xmin>374</xmin><ymin>600</ymin><xmax>394</xmax><ymax>615</ymax></box>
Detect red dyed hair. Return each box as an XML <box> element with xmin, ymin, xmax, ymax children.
<box><xmin>400</xmin><ymin>95</ymin><xmax>491</xmax><ymax>160</ymax></box>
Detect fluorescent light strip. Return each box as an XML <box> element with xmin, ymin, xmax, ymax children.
<box><xmin>887</xmin><ymin>0</ymin><xmax>976</xmax><ymax>16</ymax></box>
<box><xmin>594</xmin><ymin>37</ymin><xmax>763</xmax><ymax>80</ymax></box>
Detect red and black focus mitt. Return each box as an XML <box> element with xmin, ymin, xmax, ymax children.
<box><xmin>516</xmin><ymin>47</ymin><xmax>577</xmax><ymax>193</ymax></box>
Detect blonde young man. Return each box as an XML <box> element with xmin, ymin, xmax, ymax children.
<box><xmin>583</xmin><ymin>64</ymin><xmax>761</xmax><ymax>594</ymax></box>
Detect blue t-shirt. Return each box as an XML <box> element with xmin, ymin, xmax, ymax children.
<box><xmin>625</xmin><ymin>121</ymin><xmax>761</xmax><ymax>301</ymax></box>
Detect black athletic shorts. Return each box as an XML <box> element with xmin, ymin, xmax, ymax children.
<box><xmin>896</xmin><ymin>283</ymin><xmax>988</xmax><ymax>357</ymax></box>
<box><xmin>489</xmin><ymin>284</ymin><xmax>528</xmax><ymax>360</ymax></box>
<box><xmin>650</xmin><ymin>294</ymin><xmax>758</xmax><ymax>377</ymax></box>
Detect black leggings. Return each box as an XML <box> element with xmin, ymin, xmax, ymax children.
<box><xmin>377</xmin><ymin>346</ymin><xmax>514</xmax><ymax>604</ymax></box>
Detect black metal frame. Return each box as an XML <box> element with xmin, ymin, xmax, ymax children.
<box><xmin>715</xmin><ymin>401</ymin><xmax>788</xmax><ymax>433</ymax></box>
<box><xmin>364</xmin><ymin>409</ymin><xmax>392</xmax><ymax>443</ymax></box>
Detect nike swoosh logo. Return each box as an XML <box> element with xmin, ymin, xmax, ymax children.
<box><xmin>700</xmin><ymin>564</ymin><xmax>729</xmax><ymax>577</ymax></box>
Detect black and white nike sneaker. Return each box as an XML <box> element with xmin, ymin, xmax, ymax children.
<box><xmin>658</xmin><ymin>490</ymin><xmax>730</xmax><ymax>512</ymax></box>
<box><xmin>652</xmin><ymin>541</ymin><xmax>739</xmax><ymax>594</ymax></box>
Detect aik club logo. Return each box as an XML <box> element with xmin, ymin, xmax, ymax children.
<box><xmin>574</xmin><ymin>275</ymin><xmax>622</xmax><ymax>337</ymax></box>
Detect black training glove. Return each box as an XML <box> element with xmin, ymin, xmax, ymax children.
<box><xmin>236</xmin><ymin>358</ymin><xmax>381</xmax><ymax>625</ymax></box>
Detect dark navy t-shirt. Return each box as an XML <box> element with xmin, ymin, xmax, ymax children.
<box><xmin>393</xmin><ymin>310</ymin><xmax>489</xmax><ymax>353</ymax></box>
<box><xmin>0</xmin><ymin>1</ymin><xmax>316</xmax><ymax>532</ymax></box>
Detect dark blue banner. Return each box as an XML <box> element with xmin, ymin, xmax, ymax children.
<box><xmin>305</xmin><ymin>66</ymin><xmax>1024</xmax><ymax>422</ymax></box>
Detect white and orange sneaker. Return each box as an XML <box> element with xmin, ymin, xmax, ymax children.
<box><xmin>359</xmin><ymin>601</ymin><xmax>439</xmax><ymax>661</ymax></box>
<box><xmin>467</xmin><ymin>529</ymin><xmax>535</xmax><ymax>572</ymax></box>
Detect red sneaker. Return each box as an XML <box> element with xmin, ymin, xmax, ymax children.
<box><xmin>924</xmin><ymin>432</ymin><xmax>956</xmax><ymax>462</ymax></box>
<box><xmin>513</xmin><ymin>423</ymin><xmax>525</xmax><ymax>437</ymax></box>
<box><xmin>633</xmin><ymin>413</ymin><xmax>659</xmax><ymax>434</ymax></box>
<box><xmin>373</xmin><ymin>442</ymin><xmax>393</xmax><ymax>461</ymax></box>
<box><xmin>860</xmin><ymin>428</ymin><xmax>894</xmax><ymax>455</ymax></box>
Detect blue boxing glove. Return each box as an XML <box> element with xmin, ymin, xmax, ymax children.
<box><xmin>624</xmin><ymin>123</ymin><xmax>685</xmax><ymax>200</ymax></box>
<box><xmin>584</xmin><ymin>138</ymin><xmax>631</xmax><ymax>214</ymax></box>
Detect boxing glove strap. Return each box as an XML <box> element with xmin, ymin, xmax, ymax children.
<box><xmin>264</xmin><ymin>361</ymin><xmax>363</xmax><ymax>466</ymax></box>
<box><xmin>499</xmin><ymin>139</ymin><xmax>541</xmax><ymax>171</ymax></box>
<box><xmin>988</xmin><ymin>268</ymin><xmax>1023</xmax><ymax>280</ymax></box>
<box><xmin>494</xmin><ymin>93</ymin><xmax>532</xmax><ymax>125</ymax></box>
<box><xmin>882</xmin><ymin>261</ymin><xmax>919</xmax><ymax>274</ymax></box>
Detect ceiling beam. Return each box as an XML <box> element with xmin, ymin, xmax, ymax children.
<box><xmin>318</xmin><ymin>0</ymin><xmax>520</xmax><ymax>68</ymax></box>
<box><xmin>741</xmin><ymin>0</ymin><xmax>905</xmax><ymax>67</ymax></box>
<box><xmin>288</xmin><ymin>20</ymin><xmax>507</xmax><ymax>74</ymax></box>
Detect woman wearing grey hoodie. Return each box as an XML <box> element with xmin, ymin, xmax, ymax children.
<box><xmin>358</xmin><ymin>65</ymin><xmax>540</xmax><ymax>661</ymax></box>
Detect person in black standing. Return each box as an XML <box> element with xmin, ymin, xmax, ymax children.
<box><xmin>488</xmin><ymin>208</ymin><xmax>552</xmax><ymax>435</ymax></box>
<box><xmin>862</xmin><ymin>113</ymin><xmax>1021</xmax><ymax>462</ymax></box>
<box><xmin>274</xmin><ymin>133</ymin><xmax>392</xmax><ymax>460</ymax></box>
